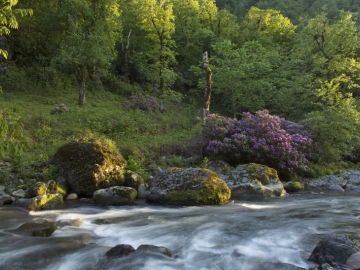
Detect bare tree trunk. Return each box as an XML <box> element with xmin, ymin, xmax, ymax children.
<box><xmin>78</xmin><ymin>65</ymin><xmax>86</xmax><ymax>106</ymax></box>
<box><xmin>123</xmin><ymin>29</ymin><xmax>132</xmax><ymax>75</ymax></box>
<box><xmin>203</xmin><ymin>51</ymin><xmax>212</xmax><ymax>118</ymax></box>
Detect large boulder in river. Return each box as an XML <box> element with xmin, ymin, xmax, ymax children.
<box><xmin>53</xmin><ymin>140</ymin><xmax>127</xmax><ymax>197</ymax></box>
<box><xmin>146</xmin><ymin>167</ymin><xmax>231</xmax><ymax>205</ymax></box>
<box><xmin>93</xmin><ymin>186</ymin><xmax>137</xmax><ymax>206</ymax></box>
<box><xmin>211</xmin><ymin>162</ymin><xmax>286</xmax><ymax>197</ymax></box>
<box><xmin>308</xmin><ymin>234</ymin><xmax>359</xmax><ymax>269</ymax></box>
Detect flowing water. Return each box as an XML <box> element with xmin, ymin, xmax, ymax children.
<box><xmin>1</xmin><ymin>190</ymin><xmax>360</xmax><ymax>270</ymax></box>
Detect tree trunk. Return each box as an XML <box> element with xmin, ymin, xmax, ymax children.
<box><xmin>78</xmin><ymin>65</ymin><xmax>86</xmax><ymax>106</ymax></box>
<box><xmin>203</xmin><ymin>51</ymin><xmax>212</xmax><ymax>118</ymax></box>
<box><xmin>123</xmin><ymin>29</ymin><xmax>132</xmax><ymax>75</ymax></box>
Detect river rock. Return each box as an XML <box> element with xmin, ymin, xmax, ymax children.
<box><xmin>136</xmin><ymin>244</ymin><xmax>172</xmax><ymax>257</ymax></box>
<box><xmin>9</xmin><ymin>219</ymin><xmax>57</xmax><ymax>237</ymax></box>
<box><xmin>11</xmin><ymin>189</ymin><xmax>25</xmax><ymax>198</ymax></box>
<box><xmin>284</xmin><ymin>181</ymin><xmax>304</xmax><ymax>192</ymax></box>
<box><xmin>105</xmin><ymin>244</ymin><xmax>136</xmax><ymax>257</ymax></box>
<box><xmin>346</xmin><ymin>252</ymin><xmax>360</xmax><ymax>269</ymax></box>
<box><xmin>125</xmin><ymin>172</ymin><xmax>144</xmax><ymax>190</ymax></box>
<box><xmin>212</xmin><ymin>163</ymin><xmax>286</xmax><ymax>197</ymax></box>
<box><xmin>65</xmin><ymin>193</ymin><xmax>78</xmax><ymax>200</ymax></box>
<box><xmin>53</xmin><ymin>141</ymin><xmax>127</xmax><ymax>197</ymax></box>
<box><xmin>0</xmin><ymin>185</ymin><xmax>5</xmax><ymax>195</ymax></box>
<box><xmin>137</xmin><ymin>184</ymin><xmax>147</xmax><ymax>199</ymax></box>
<box><xmin>93</xmin><ymin>186</ymin><xmax>137</xmax><ymax>206</ymax></box>
<box><xmin>308</xmin><ymin>234</ymin><xmax>359</xmax><ymax>268</ymax></box>
<box><xmin>13</xmin><ymin>193</ymin><xmax>63</xmax><ymax>211</ymax></box>
<box><xmin>0</xmin><ymin>195</ymin><xmax>15</xmax><ymax>204</ymax></box>
<box><xmin>328</xmin><ymin>184</ymin><xmax>344</xmax><ymax>191</ymax></box>
<box><xmin>146</xmin><ymin>167</ymin><xmax>231</xmax><ymax>205</ymax></box>
<box><xmin>25</xmin><ymin>182</ymin><xmax>47</xmax><ymax>198</ymax></box>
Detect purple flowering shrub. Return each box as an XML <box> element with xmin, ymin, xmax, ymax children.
<box><xmin>202</xmin><ymin>110</ymin><xmax>313</xmax><ymax>172</ymax></box>
<box><xmin>124</xmin><ymin>93</ymin><xmax>159</xmax><ymax>111</ymax></box>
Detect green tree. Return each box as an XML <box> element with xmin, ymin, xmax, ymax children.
<box><xmin>239</xmin><ymin>7</ymin><xmax>296</xmax><ymax>50</ymax></box>
<box><xmin>211</xmin><ymin>40</ymin><xmax>272</xmax><ymax>117</ymax></box>
<box><xmin>52</xmin><ymin>0</ymin><xmax>121</xmax><ymax>105</ymax></box>
<box><xmin>136</xmin><ymin>0</ymin><xmax>177</xmax><ymax>110</ymax></box>
<box><xmin>0</xmin><ymin>0</ymin><xmax>32</xmax><ymax>58</ymax></box>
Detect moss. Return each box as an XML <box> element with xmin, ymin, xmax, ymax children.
<box><xmin>156</xmin><ymin>168</ymin><xmax>231</xmax><ymax>205</ymax></box>
<box><xmin>25</xmin><ymin>182</ymin><xmax>47</xmax><ymax>198</ymax></box>
<box><xmin>29</xmin><ymin>194</ymin><xmax>63</xmax><ymax>211</ymax></box>
<box><xmin>53</xmin><ymin>140</ymin><xmax>127</xmax><ymax>197</ymax></box>
<box><xmin>285</xmin><ymin>181</ymin><xmax>304</xmax><ymax>192</ymax></box>
<box><xmin>56</xmin><ymin>183</ymin><xmax>67</xmax><ymax>195</ymax></box>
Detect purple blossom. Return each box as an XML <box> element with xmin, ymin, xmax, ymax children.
<box><xmin>202</xmin><ymin>110</ymin><xmax>313</xmax><ymax>173</ymax></box>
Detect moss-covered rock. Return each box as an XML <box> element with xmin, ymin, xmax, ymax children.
<box><xmin>14</xmin><ymin>193</ymin><xmax>63</xmax><ymax>211</ymax></box>
<box><xmin>284</xmin><ymin>181</ymin><xmax>304</xmax><ymax>192</ymax></box>
<box><xmin>93</xmin><ymin>186</ymin><xmax>137</xmax><ymax>206</ymax></box>
<box><xmin>146</xmin><ymin>167</ymin><xmax>231</xmax><ymax>206</ymax></box>
<box><xmin>53</xmin><ymin>140</ymin><xmax>127</xmax><ymax>197</ymax></box>
<box><xmin>25</xmin><ymin>182</ymin><xmax>47</xmax><ymax>198</ymax></box>
<box><xmin>216</xmin><ymin>163</ymin><xmax>287</xmax><ymax>197</ymax></box>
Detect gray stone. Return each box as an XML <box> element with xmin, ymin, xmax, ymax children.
<box><xmin>136</xmin><ymin>244</ymin><xmax>172</xmax><ymax>257</ymax></box>
<box><xmin>11</xmin><ymin>189</ymin><xmax>25</xmax><ymax>198</ymax></box>
<box><xmin>137</xmin><ymin>184</ymin><xmax>147</xmax><ymax>199</ymax></box>
<box><xmin>105</xmin><ymin>244</ymin><xmax>135</xmax><ymax>257</ymax></box>
<box><xmin>328</xmin><ymin>185</ymin><xmax>345</xmax><ymax>191</ymax></box>
<box><xmin>306</xmin><ymin>175</ymin><xmax>346</xmax><ymax>189</ymax></box>
<box><xmin>346</xmin><ymin>252</ymin><xmax>360</xmax><ymax>270</ymax></box>
<box><xmin>93</xmin><ymin>186</ymin><xmax>137</xmax><ymax>206</ymax></box>
<box><xmin>65</xmin><ymin>193</ymin><xmax>78</xmax><ymax>200</ymax></box>
<box><xmin>0</xmin><ymin>195</ymin><xmax>15</xmax><ymax>204</ymax></box>
<box><xmin>0</xmin><ymin>185</ymin><xmax>5</xmax><ymax>195</ymax></box>
<box><xmin>309</xmin><ymin>234</ymin><xmax>359</xmax><ymax>268</ymax></box>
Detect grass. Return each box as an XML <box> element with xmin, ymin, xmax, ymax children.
<box><xmin>0</xmin><ymin>86</ymin><xmax>203</xmax><ymax>181</ymax></box>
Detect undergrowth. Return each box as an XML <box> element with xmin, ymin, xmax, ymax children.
<box><xmin>0</xmin><ymin>84</ymin><xmax>202</xmax><ymax>181</ymax></box>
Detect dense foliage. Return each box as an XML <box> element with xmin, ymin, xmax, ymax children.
<box><xmin>202</xmin><ymin>111</ymin><xmax>313</xmax><ymax>173</ymax></box>
<box><xmin>1</xmin><ymin>0</ymin><xmax>360</xmax><ymax>180</ymax></box>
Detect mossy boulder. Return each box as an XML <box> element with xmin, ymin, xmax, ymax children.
<box><xmin>53</xmin><ymin>140</ymin><xmax>127</xmax><ymax>197</ymax></box>
<box><xmin>146</xmin><ymin>167</ymin><xmax>231</xmax><ymax>205</ymax></box>
<box><xmin>284</xmin><ymin>181</ymin><xmax>304</xmax><ymax>192</ymax></box>
<box><xmin>25</xmin><ymin>182</ymin><xmax>47</xmax><ymax>198</ymax></box>
<box><xmin>214</xmin><ymin>163</ymin><xmax>287</xmax><ymax>197</ymax></box>
<box><xmin>9</xmin><ymin>219</ymin><xmax>57</xmax><ymax>237</ymax></box>
<box><xmin>93</xmin><ymin>186</ymin><xmax>137</xmax><ymax>206</ymax></box>
<box><xmin>14</xmin><ymin>193</ymin><xmax>63</xmax><ymax>211</ymax></box>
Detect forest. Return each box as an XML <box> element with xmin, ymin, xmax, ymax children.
<box><xmin>1</xmin><ymin>0</ymin><xmax>360</xmax><ymax>182</ymax></box>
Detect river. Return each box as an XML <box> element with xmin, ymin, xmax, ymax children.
<box><xmin>0</xmin><ymin>190</ymin><xmax>359</xmax><ymax>270</ymax></box>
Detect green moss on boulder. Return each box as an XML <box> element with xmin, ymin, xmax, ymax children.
<box><xmin>146</xmin><ymin>167</ymin><xmax>231</xmax><ymax>206</ymax></box>
<box><xmin>213</xmin><ymin>163</ymin><xmax>287</xmax><ymax>197</ymax></box>
<box><xmin>25</xmin><ymin>182</ymin><xmax>47</xmax><ymax>198</ymax></box>
<box><xmin>53</xmin><ymin>140</ymin><xmax>127</xmax><ymax>197</ymax></box>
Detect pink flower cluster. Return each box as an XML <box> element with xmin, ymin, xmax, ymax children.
<box><xmin>202</xmin><ymin>110</ymin><xmax>313</xmax><ymax>172</ymax></box>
